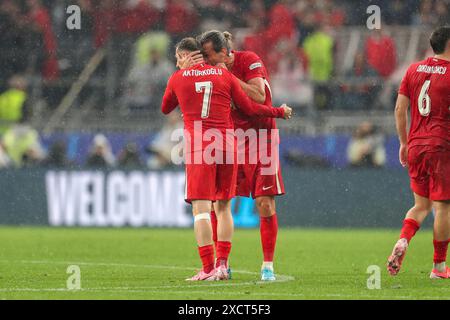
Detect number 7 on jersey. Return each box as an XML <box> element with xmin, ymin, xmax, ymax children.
<box><xmin>195</xmin><ymin>81</ymin><xmax>213</xmax><ymax>119</ymax></box>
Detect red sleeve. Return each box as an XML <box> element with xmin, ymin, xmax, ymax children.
<box><xmin>229</xmin><ymin>73</ymin><xmax>284</xmax><ymax>118</ymax></box>
<box><xmin>161</xmin><ymin>74</ymin><xmax>179</xmax><ymax>114</ymax></box>
<box><xmin>398</xmin><ymin>65</ymin><xmax>412</xmax><ymax>97</ymax></box>
<box><xmin>242</xmin><ymin>52</ymin><xmax>265</xmax><ymax>82</ymax></box>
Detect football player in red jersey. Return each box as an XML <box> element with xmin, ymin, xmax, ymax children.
<box><xmin>195</xmin><ymin>30</ymin><xmax>286</xmax><ymax>281</ymax></box>
<box><xmin>387</xmin><ymin>26</ymin><xmax>450</xmax><ymax>279</ymax></box>
<box><xmin>161</xmin><ymin>38</ymin><xmax>292</xmax><ymax>281</ymax></box>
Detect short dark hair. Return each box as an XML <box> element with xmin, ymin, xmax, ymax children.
<box><xmin>175</xmin><ymin>37</ymin><xmax>199</xmax><ymax>52</ymax></box>
<box><xmin>197</xmin><ymin>30</ymin><xmax>232</xmax><ymax>54</ymax></box>
<box><xmin>430</xmin><ymin>26</ymin><xmax>450</xmax><ymax>54</ymax></box>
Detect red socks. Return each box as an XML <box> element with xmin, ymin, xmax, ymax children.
<box><xmin>216</xmin><ymin>241</ymin><xmax>232</xmax><ymax>267</ymax></box>
<box><xmin>210</xmin><ymin>211</ymin><xmax>218</xmax><ymax>251</ymax></box>
<box><xmin>198</xmin><ymin>245</ymin><xmax>215</xmax><ymax>273</ymax></box>
<box><xmin>209</xmin><ymin>211</ymin><xmax>232</xmax><ymax>267</ymax></box>
<box><xmin>433</xmin><ymin>239</ymin><xmax>449</xmax><ymax>264</ymax></box>
<box><xmin>260</xmin><ymin>214</ymin><xmax>278</xmax><ymax>262</ymax></box>
<box><xmin>399</xmin><ymin>218</ymin><xmax>420</xmax><ymax>243</ymax></box>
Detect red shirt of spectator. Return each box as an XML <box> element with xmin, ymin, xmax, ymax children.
<box><xmin>365</xmin><ymin>32</ymin><xmax>397</xmax><ymax>78</ymax></box>
<box><xmin>165</xmin><ymin>0</ymin><xmax>198</xmax><ymax>35</ymax></box>
<box><xmin>115</xmin><ymin>1</ymin><xmax>160</xmax><ymax>34</ymax></box>
<box><xmin>265</xmin><ymin>3</ymin><xmax>295</xmax><ymax>44</ymax></box>
<box><xmin>93</xmin><ymin>1</ymin><xmax>160</xmax><ymax>48</ymax></box>
<box><xmin>28</xmin><ymin>3</ymin><xmax>59</xmax><ymax>80</ymax></box>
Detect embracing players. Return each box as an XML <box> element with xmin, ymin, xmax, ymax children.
<box><xmin>192</xmin><ymin>30</ymin><xmax>286</xmax><ymax>281</ymax></box>
<box><xmin>161</xmin><ymin>37</ymin><xmax>292</xmax><ymax>280</ymax></box>
<box><xmin>387</xmin><ymin>26</ymin><xmax>450</xmax><ymax>279</ymax></box>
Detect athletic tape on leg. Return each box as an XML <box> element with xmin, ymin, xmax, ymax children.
<box><xmin>194</xmin><ymin>213</ymin><xmax>211</xmax><ymax>222</ymax></box>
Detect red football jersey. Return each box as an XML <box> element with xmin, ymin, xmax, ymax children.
<box><xmin>161</xmin><ymin>63</ymin><xmax>284</xmax><ymax>151</ymax></box>
<box><xmin>398</xmin><ymin>57</ymin><xmax>450</xmax><ymax>150</ymax></box>
<box><xmin>230</xmin><ymin>50</ymin><xmax>276</xmax><ymax>131</ymax></box>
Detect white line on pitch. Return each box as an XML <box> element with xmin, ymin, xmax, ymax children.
<box><xmin>0</xmin><ymin>259</ymin><xmax>295</xmax><ymax>288</ymax></box>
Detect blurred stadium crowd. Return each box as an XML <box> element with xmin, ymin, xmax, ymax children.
<box><xmin>0</xmin><ymin>0</ymin><xmax>448</xmax><ymax>169</ymax></box>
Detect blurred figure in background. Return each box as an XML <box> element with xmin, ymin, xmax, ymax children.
<box><xmin>147</xmin><ymin>110</ymin><xmax>183</xmax><ymax>169</ymax></box>
<box><xmin>26</xmin><ymin>0</ymin><xmax>59</xmax><ymax>82</ymax></box>
<box><xmin>271</xmin><ymin>40</ymin><xmax>313</xmax><ymax>111</ymax></box>
<box><xmin>347</xmin><ymin>121</ymin><xmax>386</xmax><ymax>168</ymax></box>
<box><xmin>123</xmin><ymin>48</ymin><xmax>174</xmax><ymax>113</ymax></box>
<box><xmin>86</xmin><ymin>134</ymin><xmax>115</xmax><ymax>168</ymax></box>
<box><xmin>339</xmin><ymin>52</ymin><xmax>379</xmax><ymax>110</ymax></box>
<box><xmin>365</xmin><ymin>29</ymin><xmax>397</xmax><ymax>79</ymax></box>
<box><xmin>0</xmin><ymin>142</ymin><xmax>11</xmax><ymax>169</ymax></box>
<box><xmin>302</xmin><ymin>23</ymin><xmax>334</xmax><ymax>110</ymax></box>
<box><xmin>1</xmin><ymin>117</ymin><xmax>45</xmax><ymax>168</ymax></box>
<box><xmin>42</xmin><ymin>140</ymin><xmax>72</xmax><ymax>168</ymax></box>
<box><xmin>0</xmin><ymin>75</ymin><xmax>29</xmax><ymax>135</ymax></box>
<box><xmin>117</xmin><ymin>142</ymin><xmax>142</xmax><ymax>168</ymax></box>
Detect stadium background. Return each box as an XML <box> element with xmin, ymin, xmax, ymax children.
<box><xmin>0</xmin><ymin>0</ymin><xmax>448</xmax><ymax>228</ymax></box>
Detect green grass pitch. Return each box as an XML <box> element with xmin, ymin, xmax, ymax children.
<box><xmin>0</xmin><ymin>227</ymin><xmax>448</xmax><ymax>300</ymax></box>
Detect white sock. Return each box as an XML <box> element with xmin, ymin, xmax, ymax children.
<box><xmin>262</xmin><ymin>261</ymin><xmax>273</xmax><ymax>270</ymax></box>
<box><xmin>433</xmin><ymin>262</ymin><xmax>446</xmax><ymax>273</ymax></box>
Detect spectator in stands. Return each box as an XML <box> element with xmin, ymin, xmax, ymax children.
<box><xmin>384</xmin><ymin>0</ymin><xmax>416</xmax><ymax>25</ymax></box>
<box><xmin>347</xmin><ymin>121</ymin><xmax>386</xmax><ymax>168</ymax></box>
<box><xmin>265</xmin><ymin>0</ymin><xmax>296</xmax><ymax>45</ymax></box>
<box><xmin>26</xmin><ymin>0</ymin><xmax>59</xmax><ymax>81</ymax></box>
<box><xmin>0</xmin><ymin>75</ymin><xmax>29</xmax><ymax>135</ymax></box>
<box><xmin>303</xmin><ymin>23</ymin><xmax>334</xmax><ymax>109</ymax></box>
<box><xmin>242</xmin><ymin>5</ymin><xmax>268</xmax><ymax>65</ymax></box>
<box><xmin>195</xmin><ymin>0</ymin><xmax>238</xmax><ymax>31</ymax></box>
<box><xmin>2</xmin><ymin>117</ymin><xmax>45</xmax><ymax>168</ymax></box>
<box><xmin>123</xmin><ymin>48</ymin><xmax>174</xmax><ymax>112</ymax></box>
<box><xmin>42</xmin><ymin>140</ymin><xmax>72</xmax><ymax>168</ymax></box>
<box><xmin>339</xmin><ymin>52</ymin><xmax>379</xmax><ymax>110</ymax></box>
<box><xmin>90</xmin><ymin>0</ymin><xmax>161</xmax><ymax>49</ymax></box>
<box><xmin>165</xmin><ymin>0</ymin><xmax>199</xmax><ymax>45</ymax></box>
<box><xmin>294</xmin><ymin>4</ymin><xmax>318</xmax><ymax>45</ymax></box>
<box><xmin>365</xmin><ymin>29</ymin><xmax>397</xmax><ymax>79</ymax></box>
<box><xmin>117</xmin><ymin>142</ymin><xmax>142</xmax><ymax>168</ymax></box>
<box><xmin>271</xmin><ymin>40</ymin><xmax>313</xmax><ymax>108</ymax></box>
<box><xmin>0</xmin><ymin>142</ymin><xmax>11</xmax><ymax>169</ymax></box>
<box><xmin>0</xmin><ymin>1</ymin><xmax>41</xmax><ymax>88</ymax></box>
<box><xmin>435</xmin><ymin>0</ymin><xmax>449</xmax><ymax>26</ymax></box>
<box><xmin>86</xmin><ymin>134</ymin><xmax>115</xmax><ymax>168</ymax></box>
<box><xmin>147</xmin><ymin>110</ymin><xmax>183</xmax><ymax>169</ymax></box>
<box><xmin>413</xmin><ymin>0</ymin><xmax>436</xmax><ymax>26</ymax></box>
<box><xmin>313</xmin><ymin>0</ymin><xmax>346</xmax><ymax>27</ymax></box>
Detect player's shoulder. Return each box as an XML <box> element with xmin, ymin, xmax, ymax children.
<box><xmin>400</xmin><ymin>59</ymin><xmax>426</xmax><ymax>80</ymax></box>
<box><xmin>236</xmin><ymin>50</ymin><xmax>261</xmax><ymax>60</ymax></box>
<box><xmin>404</xmin><ymin>57</ymin><xmax>450</xmax><ymax>78</ymax></box>
<box><xmin>167</xmin><ymin>69</ymin><xmax>183</xmax><ymax>82</ymax></box>
<box><xmin>410</xmin><ymin>58</ymin><xmax>429</xmax><ymax>68</ymax></box>
<box><xmin>235</xmin><ymin>50</ymin><xmax>262</xmax><ymax>65</ymax></box>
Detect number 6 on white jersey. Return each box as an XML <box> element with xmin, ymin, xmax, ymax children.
<box><xmin>195</xmin><ymin>81</ymin><xmax>213</xmax><ymax>119</ymax></box>
<box><xmin>418</xmin><ymin>80</ymin><xmax>431</xmax><ymax>116</ymax></box>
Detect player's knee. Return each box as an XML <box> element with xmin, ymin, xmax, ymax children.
<box><xmin>256</xmin><ymin>197</ymin><xmax>275</xmax><ymax>217</ymax></box>
<box><xmin>433</xmin><ymin>200</ymin><xmax>450</xmax><ymax>215</ymax></box>
<box><xmin>413</xmin><ymin>203</ymin><xmax>433</xmax><ymax>214</ymax></box>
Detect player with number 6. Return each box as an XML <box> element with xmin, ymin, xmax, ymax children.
<box><xmin>387</xmin><ymin>26</ymin><xmax>450</xmax><ymax>279</ymax></box>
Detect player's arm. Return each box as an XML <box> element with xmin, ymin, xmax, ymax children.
<box><xmin>238</xmin><ymin>77</ymin><xmax>266</xmax><ymax>104</ymax></box>
<box><xmin>161</xmin><ymin>76</ymin><xmax>179</xmax><ymax>114</ymax></box>
<box><xmin>394</xmin><ymin>94</ymin><xmax>410</xmax><ymax>167</ymax></box>
<box><xmin>230</xmin><ymin>75</ymin><xmax>291</xmax><ymax>119</ymax></box>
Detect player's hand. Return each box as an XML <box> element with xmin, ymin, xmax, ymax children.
<box><xmin>177</xmin><ymin>51</ymin><xmax>204</xmax><ymax>69</ymax></box>
<box><xmin>399</xmin><ymin>144</ymin><xmax>408</xmax><ymax>168</ymax></box>
<box><xmin>281</xmin><ymin>104</ymin><xmax>292</xmax><ymax>120</ymax></box>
